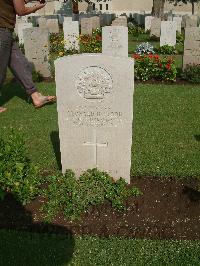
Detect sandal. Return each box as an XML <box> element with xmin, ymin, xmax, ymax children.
<box><xmin>0</xmin><ymin>107</ymin><xmax>7</xmax><ymax>113</ymax></box>
<box><xmin>34</xmin><ymin>94</ymin><xmax>56</xmax><ymax>109</ymax></box>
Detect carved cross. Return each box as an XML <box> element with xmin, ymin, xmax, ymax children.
<box><xmin>83</xmin><ymin>129</ymin><xmax>108</xmax><ymax>167</ymax></box>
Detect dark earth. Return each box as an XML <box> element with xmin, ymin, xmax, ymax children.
<box><xmin>0</xmin><ymin>177</ymin><xmax>200</xmax><ymax>240</ymax></box>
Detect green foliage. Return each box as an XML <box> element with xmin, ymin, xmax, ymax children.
<box><xmin>128</xmin><ymin>25</ymin><xmax>145</xmax><ymax>36</ymax></box>
<box><xmin>0</xmin><ymin>133</ymin><xmax>41</xmax><ymax>204</ymax></box>
<box><xmin>42</xmin><ymin>168</ymin><xmax>141</xmax><ymax>221</ymax></box>
<box><xmin>182</xmin><ymin>64</ymin><xmax>200</xmax><ymax>83</ymax></box>
<box><xmin>156</xmin><ymin>44</ymin><xmax>177</xmax><ymax>55</ymax></box>
<box><xmin>32</xmin><ymin>69</ymin><xmax>43</xmax><ymax>82</ymax></box>
<box><xmin>133</xmin><ymin>54</ymin><xmax>177</xmax><ymax>81</ymax></box>
<box><xmin>176</xmin><ymin>31</ymin><xmax>184</xmax><ymax>45</ymax></box>
<box><xmin>80</xmin><ymin>29</ymin><xmax>102</xmax><ymax>53</ymax></box>
<box><xmin>0</xmin><ymin>188</ymin><xmax>5</xmax><ymax>201</ymax></box>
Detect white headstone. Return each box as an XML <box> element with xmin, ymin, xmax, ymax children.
<box><xmin>38</xmin><ymin>17</ymin><xmax>47</xmax><ymax>29</ymax></box>
<box><xmin>150</xmin><ymin>18</ymin><xmax>161</xmax><ymax>38</ymax></box>
<box><xmin>24</xmin><ymin>28</ymin><xmax>51</xmax><ymax>77</ymax></box>
<box><xmin>91</xmin><ymin>16</ymin><xmax>100</xmax><ymax>30</ymax></box>
<box><xmin>173</xmin><ymin>16</ymin><xmax>182</xmax><ymax>33</ymax></box>
<box><xmin>160</xmin><ymin>21</ymin><xmax>176</xmax><ymax>47</ymax></box>
<box><xmin>145</xmin><ymin>16</ymin><xmax>154</xmax><ymax>32</ymax></box>
<box><xmin>46</xmin><ymin>19</ymin><xmax>59</xmax><ymax>33</ymax></box>
<box><xmin>183</xmin><ymin>27</ymin><xmax>200</xmax><ymax>68</ymax></box>
<box><xmin>81</xmin><ymin>18</ymin><xmax>93</xmax><ymax>35</ymax></box>
<box><xmin>102</xmin><ymin>26</ymin><xmax>128</xmax><ymax>57</ymax></box>
<box><xmin>55</xmin><ymin>54</ymin><xmax>134</xmax><ymax>183</ymax></box>
<box><xmin>17</xmin><ymin>22</ymin><xmax>33</xmax><ymax>44</ymax></box>
<box><xmin>63</xmin><ymin>21</ymin><xmax>79</xmax><ymax>51</ymax></box>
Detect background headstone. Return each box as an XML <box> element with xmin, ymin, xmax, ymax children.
<box><xmin>185</xmin><ymin>15</ymin><xmax>198</xmax><ymax>28</ymax></box>
<box><xmin>173</xmin><ymin>16</ymin><xmax>182</xmax><ymax>33</ymax></box>
<box><xmin>160</xmin><ymin>21</ymin><xmax>176</xmax><ymax>47</ymax></box>
<box><xmin>150</xmin><ymin>18</ymin><xmax>161</xmax><ymax>38</ymax></box>
<box><xmin>91</xmin><ymin>16</ymin><xmax>100</xmax><ymax>30</ymax></box>
<box><xmin>81</xmin><ymin>18</ymin><xmax>93</xmax><ymax>35</ymax></box>
<box><xmin>55</xmin><ymin>54</ymin><xmax>134</xmax><ymax>183</ymax></box>
<box><xmin>102</xmin><ymin>26</ymin><xmax>128</xmax><ymax>57</ymax></box>
<box><xmin>145</xmin><ymin>16</ymin><xmax>154</xmax><ymax>32</ymax></box>
<box><xmin>38</xmin><ymin>17</ymin><xmax>47</xmax><ymax>29</ymax></box>
<box><xmin>24</xmin><ymin>28</ymin><xmax>51</xmax><ymax>77</ymax></box>
<box><xmin>46</xmin><ymin>19</ymin><xmax>59</xmax><ymax>33</ymax></box>
<box><xmin>17</xmin><ymin>22</ymin><xmax>33</xmax><ymax>44</ymax></box>
<box><xmin>183</xmin><ymin>27</ymin><xmax>200</xmax><ymax>68</ymax></box>
<box><xmin>63</xmin><ymin>21</ymin><xmax>79</xmax><ymax>51</ymax></box>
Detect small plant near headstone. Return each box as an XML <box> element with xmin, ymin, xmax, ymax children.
<box><xmin>42</xmin><ymin>169</ymin><xmax>142</xmax><ymax>222</ymax></box>
<box><xmin>128</xmin><ymin>25</ymin><xmax>145</xmax><ymax>36</ymax></box>
<box><xmin>176</xmin><ymin>31</ymin><xmax>184</xmax><ymax>45</ymax></box>
<box><xmin>79</xmin><ymin>32</ymin><xmax>102</xmax><ymax>53</ymax></box>
<box><xmin>156</xmin><ymin>45</ymin><xmax>177</xmax><ymax>55</ymax></box>
<box><xmin>182</xmin><ymin>64</ymin><xmax>200</xmax><ymax>83</ymax></box>
<box><xmin>133</xmin><ymin>54</ymin><xmax>177</xmax><ymax>81</ymax></box>
<box><xmin>135</xmin><ymin>42</ymin><xmax>154</xmax><ymax>55</ymax></box>
<box><xmin>0</xmin><ymin>133</ymin><xmax>41</xmax><ymax>205</ymax></box>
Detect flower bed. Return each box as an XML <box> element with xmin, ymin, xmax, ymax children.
<box><xmin>132</xmin><ymin>54</ymin><xmax>177</xmax><ymax>82</ymax></box>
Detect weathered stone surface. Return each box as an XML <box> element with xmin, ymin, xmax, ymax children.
<box><xmin>81</xmin><ymin>18</ymin><xmax>93</xmax><ymax>35</ymax></box>
<box><xmin>160</xmin><ymin>21</ymin><xmax>176</xmax><ymax>47</ymax></box>
<box><xmin>112</xmin><ymin>16</ymin><xmax>127</xmax><ymax>27</ymax></box>
<box><xmin>102</xmin><ymin>26</ymin><xmax>128</xmax><ymax>57</ymax></box>
<box><xmin>38</xmin><ymin>17</ymin><xmax>47</xmax><ymax>29</ymax></box>
<box><xmin>183</xmin><ymin>27</ymin><xmax>200</xmax><ymax>68</ymax></box>
<box><xmin>91</xmin><ymin>16</ymin><xmax>100</xmax><ymax>30</ymax></box>
<box><xmin>55</xmin><ymin>54</ymin><xmax>134</xmax><ymax>183</ymax></box>
<box><xmin>145</xmin><ymin>16</ymin><xmax>154</xmax><ymax>32</ymax></box>
<box><xmin>24</xmin><ymin>28</ymin><xmax>51</xmax><ymax>77</ymax></box>
<box><xmin>185</xmin><ymin>15</ymin><xmax>198</xmax><ymax>28</ymax></box>
<box><xmin>150</xmin><ymin>18</ymin><xmax>161</xmax><ymax>38</ymax></box>
<box><xmin>63</xmin><ymin>21</ymin><xmax>79</xmax><ymax>51</ymax></box>
<box><xmin>46</xmin><ymin>19</ymin><xmax>59</xmax><ymax>33</ymax></box>
<box><xmin>17</xmin><ymin>22</ymin><xmax>33</xmax><ymax>44</ymax></box>
<box><xmin>173</xmin><ymin>16</ymin><xmax>182</xmax><ymax>33</ymax></box>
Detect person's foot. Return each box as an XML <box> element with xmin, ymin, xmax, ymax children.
<box><xmin>31</xmin><ymin>92</ymin><xmax>56</xmax><ymax>109</ymax></box>
<box><xmin>0</xmin><ymin>106</ymin><xmax>7</xmax><ymax>113</ymax></box>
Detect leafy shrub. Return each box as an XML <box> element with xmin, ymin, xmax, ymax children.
<box><xmin>182</xmin><ymin>64</ymin><xmax>200</xmax><ymax>83</ymax></box>
<box><xmin>135</xmin><ymin>42</ymin><xmax>154</xmax><ymax>55</ymax></box>
<box><xmin>156</xmin><ymin>45</ymin><xmax>176</xmax><ymax>55</ymax></box>
<box><xmin>128</xmin><ymin>25</ymin><xmax>145</xmax><ymax>36</ymax></box>
<box><xmin>0</xmin><ymin>133</ymin><xmax>41</xmax><ymax>204</ymax></box>
<box><xmin>176</xmin><ymin>31</ymin><xmax>184</xmax><ymax>45</ymax></box>
<box><xmin>42</xmin><ymin>168</ymin><xmax>141</xmax><ymax>221</ymax></box>
<box><xmin>79</xmin><ymin>32</ymin><xmax>102</xmax><ymax>53</ymax></box>
<box><xmin>133</xmin><ymin>54</ymin><xmax>177</xmax><ymax>82</ymax></box>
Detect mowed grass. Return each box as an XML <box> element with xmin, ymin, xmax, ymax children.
<box><xmin>0</xmin><ymin>230</ymin><xmax>200</xmax><ymax>266</ymax></box>
<box><xmin>1</xmin><ymin>81</ymin><xmax>200</xmax><ymax>179</ymax></box>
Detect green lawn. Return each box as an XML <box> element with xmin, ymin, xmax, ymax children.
<box><xmin>0</xmin><ymin>230</ymin><xmax>200</xmax><ymax>266</ymax></box>
<box><xmin>1</xmin><ymin>81</ymin><xmax>200</xmax><ymax>179</ymax></box>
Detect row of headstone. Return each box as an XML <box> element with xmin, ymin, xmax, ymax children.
<box><xmin>55</xmin><ymin>24</ymin><xmax>133</xmax><ymax>183</ymax></box>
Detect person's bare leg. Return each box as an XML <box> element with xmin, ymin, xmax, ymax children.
<box><xmin>9</xmin><ymin>42</ymin><xmax>56</xmax><ymax>108</ymax></box>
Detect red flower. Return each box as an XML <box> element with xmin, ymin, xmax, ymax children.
<box><xmin>132</xmin><ymin>54</ymin><xmax>141</xmax><ymax>59</ymax></box>
<box><xmin>154</xmin><ymin>54</ymin><xmax>159</xmax><ymax>59</ymax></box>
<box><xmin>148</xmin><ymin>54</ymin><xmax>153</xmax><ymax>59</ymax></box>
<box><xmin>96</xmin><ymin>35</ymin><xmax>102</xmax><ymax>41</ymax></box>
<box><xmin>166</xmin><ymin>64</ymin><xmax>171</xmax><ymax>70</ymax></box>
<box><xmin>159</xmin><ymin>64</ymin><xmax>163</xmax><ymax>68</ymax></box>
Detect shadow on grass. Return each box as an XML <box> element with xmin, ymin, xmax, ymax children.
<box><xmin>0</xmin><ymin>79</ymin><xmax>29</xmax><ymax>106</ymax></box>
<box><xmin>194</xmin><ymin>135</ymin><xmax>200</xmax><ymax>142</ymax></box>
<box><xmin>0</xmin><ymin>193</ymin><xmax>74</xmax><ymax>266</ymax></box>
<box><xmin>50</xmin><ymin>131</ymin><xmax>62</xmax><ymax>170</ymax></box>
